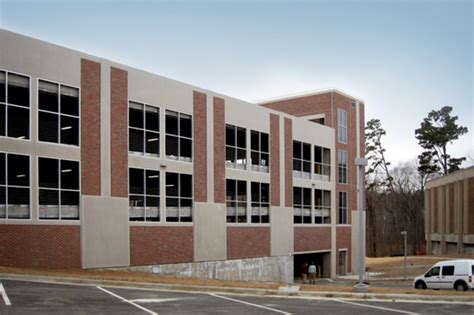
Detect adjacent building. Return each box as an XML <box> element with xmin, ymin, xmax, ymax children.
<box><xmin>0</xmin><ymin>29</ymin><xmax>365</xmax><ymax>282</ymax></box>
<box><xmin>425</xmin><ymin>166</ymin><xmax>474</xmax><ymax>255</ymax></box>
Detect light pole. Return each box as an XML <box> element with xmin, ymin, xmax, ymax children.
<box><xmin>354</xmin><ymin>157</ymin><xmax>368</xmax><ymax>292</ymax></box>
<box><xmin>401</xmin><ymin>231</ymin><xmax>407</xmax><ymax>281</ymax></box>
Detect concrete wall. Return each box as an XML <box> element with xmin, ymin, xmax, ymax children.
<box><xmin>81</xmin><ymin>196</ymin><xmax>130</xmax><ymax>268</ymax></box>
<box><xmin>131</xmin><ymin>255</ymin><xmax>294</xmax><ymax>283</ymax></box>
<box><xmin>194</xmin><ymin>202</ymin><xmax>226</xmax><ymax>261</ymax></box>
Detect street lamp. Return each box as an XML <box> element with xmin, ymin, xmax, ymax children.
<box><xmin>401</xmin><ymin>231</ymin><xmax>408</xmax><ymax>281</ymax></box>
<box><xmin>354</xmin><ymin>157</ymin><xmax>368</xmax><ymax>292</ymax></box>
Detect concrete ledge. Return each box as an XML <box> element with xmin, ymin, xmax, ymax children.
<box><xmin>1</xmin><ymin>273</ymin><xmax>473</xmax><ymax>303</ymax></box>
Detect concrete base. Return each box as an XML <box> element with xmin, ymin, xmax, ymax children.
<box><xmin>353</xmin><ymin>284</ymin><xmax>369</xmax><ymax>293</ymax></box>
<box><xmin>129</xmin><ymin>255</ymin><xmax>294</xmax><ymax>283</ymax></box>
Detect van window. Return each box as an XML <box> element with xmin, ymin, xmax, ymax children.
<box><xmin>442</xmin><ymin>265</ymin><xmax>454</xmax><ymax>276</ymax></box>
<box><xmin>426</xmin><ymin>266</ymin><xmax>440</xmax><ymax>277</ymax></box>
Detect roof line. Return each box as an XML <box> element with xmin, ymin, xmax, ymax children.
<box><xmin>253</xmin><ymin>88</ymin><xmax>365</xmax><ymax>104</ymax></box>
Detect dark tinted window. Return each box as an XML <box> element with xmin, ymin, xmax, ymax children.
<box><xmin>8</xmin><ymin>106</ymin><xmax>29</xmax><ymax>139</ymax></box>
<box><xmin>7</xmin><ymin>154</ymin><xmax>29</xmax><ymax>186</ymax></box>
<box><xmin>442</xmin><ymin>266</ymin><xmax>455</xmax><ymax>276</ymax></box>
<box><xmin>60</xmin><ymin>85</ymin><xmax>79</xmax><ymax>116</ymax></box>
<box><xmin>38</xmin><ymin>158</ymin><xmax>59</xmax><ymax>188</ymax></box>
<box><xmin>7</xmin><ymin>73</ymin><xmax>29</xmax><ymax>107</ymax></box>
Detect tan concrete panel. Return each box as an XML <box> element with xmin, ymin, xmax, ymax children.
<box><xmin>270</xmin><ymin>206</ymin><xmax>294</xmax><ymax>256</ymax></box>
<box><xmin>81</xmin><ymin>196</ymin><xmax>130</xmax><ymax>268</ymax></box>
<box><xmin>194</xmin><ymin>202</ymin><xmax>226</xmax><ymax>261</ymax></box>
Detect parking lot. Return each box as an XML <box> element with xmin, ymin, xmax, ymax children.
<box><xmin>0</xmin><ymin>279</ymin><xmax>473</xmax><ymax>314</ymax></box>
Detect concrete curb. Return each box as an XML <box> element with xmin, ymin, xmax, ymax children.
<box><xmin>1</xmin><ymin>273</ymin><xmax>473</xmax><ymax>303</ymax></box>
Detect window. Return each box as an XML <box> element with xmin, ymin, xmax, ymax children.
<box><xmin>226</xmin><ymin>179</ymin><xmax>247</xmax><ymax>223</ymax></box>
<box><xmin>339</xmin><ymin>191</ymin><xmax>347</xmax><ymax>224</ymax></box>
<box><xmin>441</xmin><ymin>266</ymin><xmax>455</xmax><ymax>276</ymax></box>
<box><xmin>293</xmin><ymin>141</ymin><xmax>311</xmax><ymax>179</ymax></box>
<box><xmin>166</xmin><ymin>172</ymin><xmax>192</xmax><ymax>222</ymax></box>
<box><xmin>250</xmin><ymin>131</ymin><xmax>269</xmax><ymax>172</ymax></box>
<box><xmin>426</xmin><ymin>266</ymin><xmax>440</xmax><ymax>277</ymax></box>
<box><xmin>338</xmin><ymin>108</ymin><xmax>347</xmax><ymax>143</ymax></box>
<box><xmin>0</xmin><ymin>153</ymin><xmax>30</xmax><ymax>219</ymax></box>
<box><xmin>293</xmin><ymin>187</ymin><xmax>311</xmax><ymax>224</ymax></box>
<box><xmin>314</xmin><ymin>146</ymin><xmax>330</xmax><ymax>181</ymax></box>
<box><xmin>129</xmin><ymin>168</ymin><xmax>160</xmax><ymax>221</ymax></box>
<box><xmin>165</xmin><ymin>111</ymin><xmax>192</xmax><ymax>162</ymax></box>
<box><xmin>338</xmin><ymin>149</ymin><xmax>348</xmax><ymax>184</ymax></box>
<box><xmin>128</xmin><ymin>102</ymin><xmax>159</xmax><ymax>156</ymax></box>
<box><xmin>226</xmin><ymin>125</ymin><xmax>246</xmax><ymax>169</ymax></box>
<box><xmin>0</xmin><ymin>71</ymin><xmax>30</xmax><ymax>139</ymax></box>
<box><xmin>314</xmin><ymin>189</ymin><xmax>331</xmax><ymax>224</ymax></box>
<box><xmin>38</xmin><ymin>80</ymin><xmax>79</xmax><ymax>145</ymax></box>
<box><xmin>38</xmin><ymin>157</ymin><xmax>79</xmax><ymax>220</ymax></box>
<box><xmin>251</xmin><ymin>182</ymin><xmax>269</xmax><ymax>223</ymax></box>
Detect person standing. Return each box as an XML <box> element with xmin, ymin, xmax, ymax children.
<box><xmin>308</xmin><ymin>261</ymin><xmax>317</xmax><ymax>285</ymax></box>
<box><xmin>301</xmin><ymin>262</ymin><xmax>309</xmax><ymax>284</ymax></box>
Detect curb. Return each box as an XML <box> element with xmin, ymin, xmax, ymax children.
<box><xmin>1</xmin><ymin>273</ymin><xmax>473</xmax><ymax>303</ymax></box>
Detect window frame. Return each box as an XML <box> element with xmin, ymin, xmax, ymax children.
<box><xmin>37</xmin><ymin>78</ymin><xmax>80</xmax><ymax>147</ymax></box>
<box><xmin>338</xmin><ymin>149</ymin><xmax>348</xmax><ymax>184</ymax></box>
<box><xmin>293</xmin><ymin>186</ymin><xmax>312</xmax><ymax>224</ymax></box>
<box><xmin>37</xmin><ymin>156</ymin><xmax>80</xmax><ymax>221</ymax></box>
<box><xmin>314</xmin><ymin>145</ymin><xmax>331</xmax><ymax>181</ymax></box>
<box><xmin>250</xmin><ymin>181</ymin><xmax>270</xmax><ymax>224</ymax></box>
<box><xmin>250</xmin><ymin>130</ymin><xmax>269</xmax><ymax>173</ymax></box>
<box><xmin>128</xmin><ymin>100</ymin><xmax>160</xmax><ymax>157</ymax></box>
<box><xmin>0</xmin><ymin>70</ymin><xmax>31</xmax><ymax>141</ymax></box>
<box><xmin>225</xmin><ymin>124</ymin><xmax>247</xmax><ymax>170</ymax></box>
<box><xmin>337</xmin><ymin>108</ymin><xmax>347</xmax><ymax>144</ymax></box>
<box><xmin>226</xmin><ymin>178</ymin><xmax>248</xmax><ymax>223</ymax></box>
<box><xmin>0</xmin><ymin>152</ymin><xmax>31</xmax><ymax>220</ymax></box>
<box><xmin>128</xmin><ymin>167</ymin><xmax>160</xmax><ymax>222</ymax></box>
<box><xmin>314</xmin><ymin>189</ymin><xmax>331</xmax><ymax>224</ymax></box>
<box><xmin>165</xmin><ymin>172</ymin><xmax>193</xmax><ymax>222</ymax></box>
<box><xmin>165</xmin><ymin>110</ymin><xmax>193</xmax><ymax>162</ymax></box>
<box><xmin>338</xmin><ymin>191</ymin><xmax>348</xmax><ymax>224</ymax></box>
<box><xmin>293</xmin><ymin>141</ymin><xmax>311</xmax><ymax>179</ymax></box>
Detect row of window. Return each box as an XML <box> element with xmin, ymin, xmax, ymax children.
<box><xmin>0</xmin><ymin>153</ymin><xmax>79</xmax><ymax>220</ymax></box>
<box><xmin>225</xmin><ymin>125</ymin><xmax>269</xmax><ymax>173</ymax></box>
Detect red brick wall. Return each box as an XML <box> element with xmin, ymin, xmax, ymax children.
<box><xmin>469</xmin><ymin>178</ymin><xmax>474</xmax><ymax>234</ymax></box>
<box><xmin>270</xmin><ymin>113</ymin><xmax>280</xmax><ymax>206</ymax></box>
<box><xmin>227</xmin><ymin>227</ymin><xmax>270</xmax><ymax>259</ymax></box>
<box><xmin>336</xmin><ymin>226</ymin><xmax>352</xmax><ymax>274</ymax></box>
<box><xmin>110</xmin><ymin>66</ymin><xmax>128</xmax><ymax>198</ymax></box>
<box><xmin>284</xmin><ymin>118</ymin><xmax>293</xmax><ymax>207</ymax></box>
<box><xmin>0</xmin><ymin>225</ymin><xmax>81</xmax><ymax>268</ymax></box>
<box><xmin>261</xmin><ymin>92</ymin><xmax>333</xmax><ymax>120</ymax></box>
<box><xmin>213</xmin><ymin>97</ymin><xmax>225</xmax><ymax>203</ymax></box>
<box><xmin>81</xmin><ymin>58</ymin><xmax>101</xmax><ymax>196</ymax></box>
<box><xmin>130</xmin><ymin>226</ymin><xmax>193</xmax><ymax>265</ymax></box>
<box><xmin>294</xmin><ymin>226</ymin><xmax>331</xmax><ymax>252</ymax></box>
<box><xmin>193</xmin><ymin>91</ymin><xmax>207</xmax><ymax>202</ymax></box>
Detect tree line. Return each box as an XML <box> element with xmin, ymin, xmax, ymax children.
<box><xmin>365</xmin><ymin>106</ymin><xmax>468</xmax><ymax>257</ymax></box>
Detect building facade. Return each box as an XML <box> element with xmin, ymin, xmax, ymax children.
<box><xmin>0</xmin><ymin>29</ymin><xmax>365</xmax><ymax>282</ymax></box>
<box><xmin>425</xmin><ymin>167</ymin><xmax>474</xmax><ymax>255</ymax></box>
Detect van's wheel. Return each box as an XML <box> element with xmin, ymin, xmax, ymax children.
<box><xmin>454</xmin><ymin>281</ymin><xmax>467</xmax><ymax>291</ymax></box>
<box><xmin>415</xmin><ymin>281</ymin><xmax>426</xmax><ymax>290</ymax></box>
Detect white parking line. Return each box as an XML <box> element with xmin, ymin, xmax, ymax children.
<box><xmin>0</xmin><ymin>283</ymin><xmax>11</xmax><ymax>306</ymax></box>
<box><xmin>334</xmin><ymin>299</ymin><xmax>419</xmax><ymax>314</ymax></box>
<box><xmin>97</xmin><ymin>286</ymin><xmax>157</xmax><ymax>315</ymax></box>
<box><xmin>210</xmin><ymin>293</ymin><xmax>292</xmax><ymax>314</ymax></box>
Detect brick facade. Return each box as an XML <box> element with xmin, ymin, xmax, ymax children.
<box><xmin>270</xmin><ymin>113</ymin><xmax>280</xmax><ymax>206</ymax></box>
<box><xmin>294</xmin><ymin>227</ymin><xmax>331</xmax><ymax>252</ymax></box>
<box><xmin>284</xmin><ymin>118</ymin><xmax>293</xmax><ymax>207</ymax></box>
<box><xmin>336</xmin><ymin>226</ymin><xmax>352</xmax><ymax>273</ymax></box>
<box><xmin>213</xmin><ymin>97</ymin><xmax>225</xmax><ymax>203</ymax></box>
<box><xmin>227</xmin><ymin>227</ymin><xmax>271</xmax><ymax>259</ymax></box>
<box><xmin>0</xmin><ymin>225</ymin><xmax>81</xmax><ymax>268</ymax></box>
<box><xmin>130</xmin><ymin>226</ymin><xmax>194</xmax><ymax>265</ymax></box>
<box><xmin>110</xmin><ymin>66</ymin><xmax>128</xmax><ymax>198</ymax></box>
<box><xmin>81</xmin><ymin>58</ymin><xmax>101</xmax><ymax>196</ymax></box>
<box><xmin>193</xmin><ymin>91</ymin><xmax>207</xmax><ymax>202</ymax></box>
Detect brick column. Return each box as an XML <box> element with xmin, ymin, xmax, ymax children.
<box><xmin>270</xmin><ymin>114</ymin><xmax>280</xmax><ymax>207</ymax></box>
<box><xmin>284</xmin><ymin>118</ymin><xmax>293</xmax><ymax>207</ymax></box>
<box><xmin>193</xmin><ymin>91</ymin><xmax>207</xmax><ymax>202</ymax></box>
<box><xmin>213</xmin><ymin>97</ymin><xmax>225</xmax><ymax>203</ymax></box>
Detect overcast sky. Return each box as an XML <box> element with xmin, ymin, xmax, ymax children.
<box><xmin>1</xmin><ymin>0</ymin><xmax>472</xmax><ymax>168</ymax></box>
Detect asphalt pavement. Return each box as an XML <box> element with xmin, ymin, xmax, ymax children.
<box><xmin>1</xmin><ymin>279</ymin><xmax>473</xmax><ymax>314</ymax></box>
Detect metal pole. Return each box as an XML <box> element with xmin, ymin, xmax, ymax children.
<box><xmin>354</xmin><ymin>157</ymin><xmax>368</xmax><ymax>291</ymax></box>
<box><xmin>402</xmin><ymin>231</ymin><xmax>407</xmax><ymax>281</ymax></box>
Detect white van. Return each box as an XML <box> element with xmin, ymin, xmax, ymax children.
<box><xmin>414</xmin><ymin>259</ymin><xmax>474</xmax><ymax>291</ymax></box>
